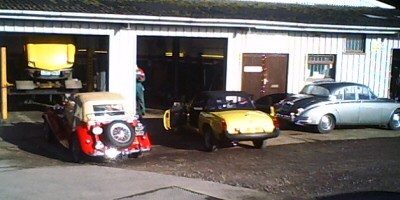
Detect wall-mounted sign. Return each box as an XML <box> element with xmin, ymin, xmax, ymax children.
<box><xmin>243</xmin><ymin>66</ymin><xmax>262</xmax><ymax>73</ymax></box>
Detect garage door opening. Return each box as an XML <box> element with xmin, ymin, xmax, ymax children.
<box><xmin>137</xmin><ymin>36</ymin><xmax>227</xmax><ymax>109</ymax></box>
<box><xmin>0</xmin><ymin>33</ymin><xmax>109</xmax><ymax>111</ymax></box>
<box><xmin>390</xmin><ymin>49</ymin><xmax>400</xmax><ymax>100</ymax></box>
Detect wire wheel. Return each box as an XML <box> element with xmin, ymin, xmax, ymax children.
<box><xmin>104</xmin><ymin>121</ymin><xmax>135</xmax><ymax>148</ymax></box>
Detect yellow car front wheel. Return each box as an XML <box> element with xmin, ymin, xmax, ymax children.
<box><xmin>203</xmin><ymin>127</ymin><xmax>217</xmax><ymax>152</ymax></box>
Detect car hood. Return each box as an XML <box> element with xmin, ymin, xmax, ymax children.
<box><xmin>213</xmin><ymin>110</ymin><xmax>275</xmax><ymax>133</ymax></box>
<box><xmin>276</xmin><ymin>94</ymin><xmax>329</xmax><ymax>114</ymax></box>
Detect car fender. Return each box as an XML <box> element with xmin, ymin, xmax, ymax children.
<box><xmin>42</xmin><ymin>109</ymin><xmax>71</xmax><ymax>147</ymax></box>
<box><xmin>385</xmin><ymin>107</ymin><xmax>400</xmax><ymax>124</ymax></box>
<box><xmin>198</xmin><ymin>112</ymin><xmax>210</xmax><ymax>135</ymax></box>
<box><xmin>42</xmin><ymin>110</ymin><xmax>63</xmax><ymax>134</ymax></box>
<box><xmin>75</xmin><ymin>125</ymin><xmax>95</xmax><ymax>155</ymax></box>
<box><xmin>198</xmin><ymin>112</ymin><xmax>224</xmax><ymax>139</ymax></box>
<box><xmin>301</xmin><ymin>104</ymin><xmax>340</xmax><ymax>125</ymax></box>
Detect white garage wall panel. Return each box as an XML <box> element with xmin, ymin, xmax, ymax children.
<box><xmin>237</xmin><ymin>30</ymin><xmax>400</xmax><ymax>97</ymax></box>
<box><xmin>2</xmin><ymin>19</ymin><xmax>400</xmax><ymax>100</ymax></box>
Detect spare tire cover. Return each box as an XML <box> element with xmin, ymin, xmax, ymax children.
<box><xmin>104</xmin><ymin>120</ymin><xmax>135</xmax><ymax>148</ymax></box>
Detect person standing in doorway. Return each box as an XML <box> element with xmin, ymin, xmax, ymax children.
<box><xmin>136</xmin><ymin>66</ymin><xmax>146</xmax><ymax>116</ymax></box>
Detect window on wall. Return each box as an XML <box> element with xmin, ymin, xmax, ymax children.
<box><xmin>345</xmin><ymin>35</ymin><xmax>365</xmax><ymax>53</ymax></box>
<box><xmin>306</xmin><ymin>54</ymin><xmax>336</xmax><ymax>83</ymax></box>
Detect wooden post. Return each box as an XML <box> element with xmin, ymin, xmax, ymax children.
<box><xmin>1</xmin><ymin>47</ymin><xmax>8</xmax><ymax>120</ymax></box>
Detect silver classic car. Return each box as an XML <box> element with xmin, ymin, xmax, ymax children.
<box><xmin>276</xmin><ymin>82</ymin><xmax>400</xmax><ymax>133</ymax></box>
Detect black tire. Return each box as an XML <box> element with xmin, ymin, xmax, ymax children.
<box><xmin>43</xmin><ymin>120</ymin><xmax>55</xmax><ymax>143</ymax></box>
<box><xmin>388</xmin><ymin>110</ymin><xmax>400</xmax><ymax>130</ymax></box>
<box><xmin>70</xmin><ymin>134</ymin><xmax>84</xmax><ymax>164</ymax></box>
<box><xmin>203</xmin><ymin>127</ymin><xmax>218</xmax><ymax>152</ymax></box>
<box><xmin>172</xmin><ymin>126</ymin><xmax>184</xmax><ymax>134</ymax></box>
<box><xmin>104</xmin><ymin>121</ymin><xmax>135</xmax><ymax>148</ymax></box>
<box><xmin>317</xmin><ymin>114</ymin><xmax>335</xmax><ymax>134</ymax></box>
<box><xmin>129</xmin><ymin>152</ymin><xmax>143</xmax><ymax>159</ymax></box>
<box><xmin>279</xmin><ymin>119</ymin><xmax>292</xmax><ymax>130</ymax></box>
<box><xmin>253</xmin><ymin>139</ymin><xmax>268</xmax><ymax>149</ymax></box>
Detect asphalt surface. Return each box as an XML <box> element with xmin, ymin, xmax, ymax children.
<box><xmin>0</xmin><ymin>110</ymin><xmax>276</xmax><ymax>200</ymax></box>
<box><xmin>1</xmin><ymin>110</ymin><xmax>400</xmax><ymax>200</ymax></box>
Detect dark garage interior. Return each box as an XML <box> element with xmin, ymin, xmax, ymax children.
<box><xmin>137</xmin><ymin>36</ymin><xmax>227</xmax><ymax>109</ymax></box>
<box><xmin>1</xmin><ymin>33</ymin><xmax>227</xmax><ymax>111</ymax></box>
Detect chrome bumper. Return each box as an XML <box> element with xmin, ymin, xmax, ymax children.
<box><xmin>276</xmin><ymin>113</ymin><xmax>313</xmax><ymax>126</ymax></box>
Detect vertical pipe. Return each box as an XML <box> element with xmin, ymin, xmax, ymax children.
<box><xmin>1</xmin><ymin>47</ymin><xmax>8</xmax><ymax>120</ymax></box>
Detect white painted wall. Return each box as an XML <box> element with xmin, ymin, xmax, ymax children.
<box><xmin>232</xmin><ymin>29</ymin><xmax>400</xmax><ymax>97</ymax></box>
<box><xmin>1</xmin><ymin>19</ymin><xmax>400</xmax><ymax>106</ymax></box>
<box><xmin>108</xmin><ymin>29</ymin><xmax>137</xmax><ymax>113</ymax></box>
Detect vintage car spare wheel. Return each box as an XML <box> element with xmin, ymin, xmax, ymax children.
<box><xmin>104</xmin><ymin>121</ymin><xmax>135</xmax><ymax>148</ymax></box>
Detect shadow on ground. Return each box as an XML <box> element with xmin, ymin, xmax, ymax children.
<box><xmin>0</xmin><ymin>112</ymin><xmax>211</xmax><ymax>164</ymax></box>
<box><xmin>317</xmin><ymin>191</ymin><xmax>400</xmax><ymax>200</ymax></box>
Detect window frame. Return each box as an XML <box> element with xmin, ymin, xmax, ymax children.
<box><xmin>345</xmin><ymin>34</ymin><xmax>366</xmax><ymax>53</ymax></box>
<box><xmin>306</xmin><ymin>54</ymin><xmax>336</xmax><ymax>82</ymax></box>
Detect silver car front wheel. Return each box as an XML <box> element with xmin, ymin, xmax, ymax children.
<box><xmin>317</xmin><ymin>114</ymin><xmax>335</xmax><ymax>134</ymax></box>
<box><xmin>388</xmin><ymin>110</ymin><xmax>400</xmax><ymax>130</ymax></box>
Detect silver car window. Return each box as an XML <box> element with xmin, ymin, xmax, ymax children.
<box><xmin>333</xmin><ymin>89</ymin><xmax>344</xmax><ymax>100</ymax></box>
<box><xmin>343</xmin><ymin>86</ymin><xmax>356</xmax><ymax>100</ymax></box>
<box><xmin>300</xmin><ymin>85</ymin><xmax>330</xmax><ymax>97</ymax></box>
<box><xmin>357</xmin><ymin>86</ymin><xmax>370</xmax><ymax>100</ymax></box>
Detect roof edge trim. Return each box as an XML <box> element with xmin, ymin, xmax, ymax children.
<box><xmin>1</xmin><ymin>10</ymin><xmax>399</xmax><ymax>34</ymax></box>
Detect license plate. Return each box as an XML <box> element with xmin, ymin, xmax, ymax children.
<box><xmin>41</xmin><ymin>70</ymin><xmax>60</xmax><ymax>76</ymax></box>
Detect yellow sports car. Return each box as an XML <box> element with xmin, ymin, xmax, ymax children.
<box><xmin>163</xmin><ymin>91</ymin><xmax>280</xmax><ymax>152</ymax></box>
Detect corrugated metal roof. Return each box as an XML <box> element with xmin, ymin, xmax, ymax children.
<box><xmin>0</xmin><ymin>0</ymin><xmax>400</xmax><ymax>28</ymax></box>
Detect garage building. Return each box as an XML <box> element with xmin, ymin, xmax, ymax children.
<box><xmin>1</xmin><ymin>0</ymin><xmax>400</xmax><ymax>113</ymax></box>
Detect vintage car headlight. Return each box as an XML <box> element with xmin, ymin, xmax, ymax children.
<box><xmin>296</xmin><ymin>108</ymin><xmax>305</xmax><ymax>116</ymax></box>
<box><xmin>92</xmin><ymin>126</ymin><xmax>103</xmax><ymax>135</ymax></box>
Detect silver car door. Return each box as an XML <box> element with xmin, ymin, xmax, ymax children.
<box><xmin>335</xmin><ymin>86</ymin><xmax>360</xmax><ymax>124</ymax></box>
<box><xmin>358</xmin><ymin>86</ymin><xmax>381</xmax><ymax>124</ymax></box>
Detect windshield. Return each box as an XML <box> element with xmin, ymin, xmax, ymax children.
<box><xmin>300</xmin><ymin>85</ymin><xmax>330</xmax><ymax>97</ymax></box>
<box><xmin>207</xmin><ymin>95</ymin><xmax>255</xmax><ymax>111</ymax></box>
<box><xmin>93</xmin><ymin>104</ymin><xmax>125</xmax><ymax>116</ymax></box>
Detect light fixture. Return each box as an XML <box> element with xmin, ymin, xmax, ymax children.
<box><xmin>201</xmin><ymin>54</ymin><xmax>224</xmax><ymax>59</ymax></box>
<box><xmin>165</xmin><ymin>52</ymin><xmax>185</xmax><ymax>57</ymax></box>
<box><xmin>94</xmin><ymin>50</ymin><xmax>108</xmax><ymax>54</ymax></box>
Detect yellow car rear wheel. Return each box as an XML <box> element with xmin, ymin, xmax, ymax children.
<box><xmin>203</xmin><ymin>127</ymin><xmax>217</xmax><ymax>152</ymax></box>
<box><xmin>253</xmin><ymin>140</ymin><xmax>267</xmax><ymax>149</ymax></box>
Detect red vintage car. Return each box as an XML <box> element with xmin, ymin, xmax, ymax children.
<box><xmin>42</xmin><ymin>92</ymin><xmax>151</xmax><ymax>163</ymax></box>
